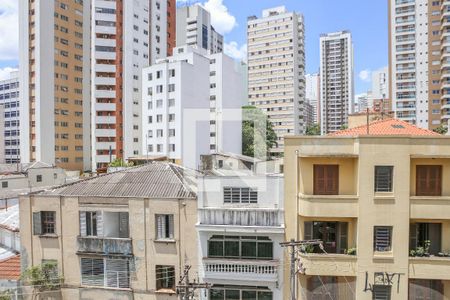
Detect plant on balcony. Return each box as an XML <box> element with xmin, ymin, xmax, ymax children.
<box><xmin>345</xmin><ymin>248</ymin><xmax>357</xmax><ymax>255</ymax></box>
<box><xmin>299</xmin><ymin>244</ymin><xmax>315</xmax><ymax>254</ymax></box>
<box><xmin>410</xmin><ymin>240</ymin><xmax>431</xmax><ymax>257</ymax></box>
<box><xmin>0</xmin><ymin>290</ymin><xmax>13</xmax><ymax>300</ymax></box>
<box><xmin>436</xmin><ymin>251</ymin><xmax>450</xmax><ymax>258</ymax></box>
<box><xmin>21</xmin><ymin>261</ymin><xmax>63</xmax><ymax>294</ymax></box>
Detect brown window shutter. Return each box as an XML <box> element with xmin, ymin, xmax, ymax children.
<box><xmin>416</xmin><ymin>165</ymin><xmax>442</xmax><ymax>196</ymax></box>
<box><xmin>314</xmin><ymin>165</ymin><xmax>339</xmax><ymax>195</ymax></box>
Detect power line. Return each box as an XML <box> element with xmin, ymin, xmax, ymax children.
<box><xmin>176</xmin><ymin>265</ymin><xmax>210</xmax><ymax>300</ymax></box>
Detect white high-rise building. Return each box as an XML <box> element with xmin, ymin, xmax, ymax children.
<box><xmin>371</xmin><ymin>66</ymin><xmax>389</xmax><ymax>101</ymax></box>
<box><xmin>141</xmin><ymin>46</ymin><xmax>244</xmax><ymax>169</ymax></box>
<box><xmin>176</xmin><ymin>4</ymin><xmax>223</xmax><ymax>54</ymax></box>
<box><xmin>91</xmin><ymin>0</ymin><xmax>175</xmax><ymax>171</ymax></box>
<box><xmin>320</xmin><ymin>31</ymin><xmax>354</xmax><ymax>134</ymax></box>
<box><xmin>0</xmin><ymin>72</ymin><xmax>20</xmax><ymax>164</ymax></box>
<box><xmin>247</xmin><ymin>6</ymin><xmax>306</xmax><ymax>155</ymax></box>
<box><xmin>305</xmin><ymin>73</ymin><xmax>320</xmax><ymax>124</ymax></box>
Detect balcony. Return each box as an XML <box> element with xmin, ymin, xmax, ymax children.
<box><xmin>409</xmin><ymin>257</ymin><xmax>450</xmax><ymax>280</ymax></box>
<box><xmin>77</xmin><ymin>236</ymin><xmax>133</xmax><ymax>256</ymax></box>
<box><xmin>298</xmin><ymin>194</ymin><xmax>358</xmax><ymax>218</ymax></box>
<box><xmin>299</xmin><ymin>253</ymin><xmax>357</xmax><ymax>277</ymax></box>
<box><xmin>410</xmin><ymin>196</ymin><xmax>450</xmax><ymax>219</ymax></box>
<box><xmin>198</xmin><ymin>208</ymin><xmax>284</xmax><ymax>233</ymax></box>
<box><xmin>203</xmin><ymin>258</ymin><xmax>279</xmax><ymax>282</ymax></box>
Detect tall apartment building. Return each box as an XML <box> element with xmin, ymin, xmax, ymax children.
<box><xmin>19</xmin><ymin>0</ymin><xmax>92</xmax><ymax>171</ymax></box>
<box><xmin>305</xmin><ymin>73</ymin><xmax>320</xmax><ymax>124</ymax></box>
<box><xmin>371</xmin><ymin>67</ymin><xmax>390</xmax><ymax>101</ymax></box>
<box><xmin>247</xmin><ymin>6</ymin><xmax>306</xmax><ymax>155</ymax></box>
<box><xmin>284</xmin><ymin>118</ymin><xmax>450</xmax><ymax>300</ymax></box>
<box><xmin>0</xmin><ymin>72</ymin><xmax>20</xmax><ymax>164</ymax></box>
<box><xmin>91</xmin><ymin>0</ymin><xmax>175</xmax><ymax>171</ymax></box>
<box><xmin>389</xmin><ymin>0</ymin><xmax>448</xmax><ymax>129</ymax></box>
<box><xmin>20</xmin><ymin>162</ymin><xmax>200</xmax><ymax>299</ymax></box>
<box><xmin>176</xmin><ymin>4</ymin><xmax>223</xmax><ymax>54</ymax></box>
<box><xmin>197</xmin><ymin>172</ymin><xmax>284</xmax><ymax>299</ymax></box>
<box><xmin>141</xmin><ymin>46</ymin><xmax>245</xmax><ymax>169</ymax></box>
<box><xmin>320</xmin><ymin>31</ymin><xmax>354</xmax><ymax>134</ymax></box>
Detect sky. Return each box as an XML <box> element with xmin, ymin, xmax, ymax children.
<box><xmin>0</xmin><ymin>0</ymin><xmax>388</xmax><ymax>94</ymax></box>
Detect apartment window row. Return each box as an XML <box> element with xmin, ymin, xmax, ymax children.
<box><xmin>223</xmin><ymin>187</ymin><xmax>258</xmax><ymax>204</ymax></box>
<box><xmin>208</xmin><ymin>235</ymin><xmax>273</xmax><ymax>260</ymax></box>
<box><xmin>210</xmin><ymin>285</ymin><xmax>273</xmax><ymax>300</ymax></box>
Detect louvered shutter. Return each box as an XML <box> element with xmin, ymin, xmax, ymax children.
<box><xmin>79</xmin><ymin>211</ymin><xmax>87</xmax><ymax>237</ymax></box>
<box><xmin>156</xmin><ymin>215</ymin><xmax>164</xmax><ymax>239</ymax></box>
<box><xmin>96</xmin><ymin>211</ymin><xmax>103</xmax><ymax>237</ymax></box>
<box><xmin>33</xmin><ymin>212</ymin><xmax>42</xmax><ymax>235</ymax></box>
<box><xmin>81</xmin><ymin>258</ymin><xmax>104</xmax><ymax>287</ymax></box>
<box><xmin>119</xmin><ymin>212</ymin><xmax>129</xmax><ymax>238</ymax></box>
<box><xmin>313</xmin><ymin>165</ymin><xmax>325</xmax><ymax>195</ymax></box>
<box><xmin>314</xmin><ymin>165</ymin><xmax>339</xmax><ymax>195</ymax></box>
<box><xmin>416</xmin><ymin>165</ymin><xmax>442</xmax><ymax>196</ymax></box>
<box><xmin>327</xmin><ymin>165</ymin><xmax>339</xmax><ymax>195</ymax></box>
<box><xmin>374</xmin><ymin>227</ymin><xmax>392</xmax><ymax>252</ymax></box>
<box><xmin>304</xmin><ymin>222</ymin><xmax>313</xmax><ymax>240</ymax></box>
<box><xmin>338</xmin><ymin>222</ymin><xmax>348</xmax><ymax>254</ymax></box>
<box><xmin>168</xmin><ymin>215</ymin><xmax>174</xmax><ymax>239</ymax></box>
<box><xmin>105</xmin><ymin>259</ymin><xmax>129</xmax><ymax>288</ymax></box>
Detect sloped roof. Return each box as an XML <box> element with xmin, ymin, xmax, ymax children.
<box><xmin>329</xmin><ymin>118</ymin><xmax>441</xmax><ymax>137</ymax></box>
<box><xmin>0</xmin><ymin>205</ymin><xmax>19</xmax><ymax>232</ymax></box>
<box><xmin>39</xmin><ymin>162</ymin><xmax>198</xmax><ymax>199</ymax></box>
<box><xmin>0</xmin><ymin>255</ymin><xmax>20</xmax><ymax>280</ymax></box>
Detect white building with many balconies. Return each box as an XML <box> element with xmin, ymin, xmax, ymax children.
<box><xmin>196</xmin><ymin>172</ymin><xmax>284</xmax><ymax>300</ymax></box>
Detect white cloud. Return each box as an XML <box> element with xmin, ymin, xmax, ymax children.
<box><xmin>0</xmin><ymin>67</ymin><xmax>18</xmax><ymax>80</ymax></box>
<box><xmin>358</xmin><ymin>69</ymin><xmax>371</xmax><ymax>82</ymax></box>
<box><xmin>224</xmin><ymin>41</ymin><xmax>247</xmax><ymax>61</ymax></box>
<box><xmin>202</xmin><ymin>0</ymin><xmax>237</xmax><ymax>35</ymax></box>
<box><xmin>0</xmin><ymin>0</ymin><xmax>19</xmax><ymax>61</ymax></box>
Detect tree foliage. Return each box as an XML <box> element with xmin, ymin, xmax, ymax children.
<box><xmin>305</xmin><ymin>124</ymin><xmax>321</xmax><ymax>136</ymax></box>
<box><xmin>108</xmin><ymin>158</ymin><xmax>134</xmax><ymax>168</ymax></box>
<box><xmin>21</xmin><ymin>261</ymin><xmax>62</xmax><ymax>293</ymax></box>
<box><xmin>242</xmin><ymin>106</ymin><xmax>277</xmax><ymax>159</ymax></box>
<box><xmin>433</xmin><ymin>124</ymin><xmax>448</xmax><ymax>135</ymax></box>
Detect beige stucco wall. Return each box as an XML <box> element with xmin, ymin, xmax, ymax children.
<box><xmin>284</xmin><ymin>135</ymin><xmax>450</xmax><ymax>300</ymax></box>
<box><xmin>20</xmin><ymin>194</ymin><xmax>198</xmax><ymax>299</ymax></box>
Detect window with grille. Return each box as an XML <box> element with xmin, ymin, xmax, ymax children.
<box><xmin>209</xmin><ymin>285</ymin><xmax>273</xmax><ymax>300</ymax></box>
<box><xmin>208</xmin><ymin>235</ymin><xmax>273</xmax><ymax>260</ymax></box>
<box><xmin>155</xmin><ymin>214</ymin><xmax>174</xmax><ymax>240</ymax></box>
<box><xmin>372</xmin><ymin>285</ymin><xmax>391</xmax><ymax>300</ymax></box>
<box><xmin>156</xmin><ymin>265</ymin><xmax>175</xmax><ymax>290</ymax></box>
<box><xmin>81</xmin><ymin>258</ymin><xmax>129</xmax><ymax>288</ymax></box>
<box><xmin>373</xmin><ymin>226</ymin><xmax>392</xmax><ymax>252</ymax></box>
<box><xmin>374</xmin><ymin>166</ymin><xmax>393</xmax><ymax>192</ymax></box>
<box><xmin>416</xmin><ymin>165</ymin><xmax>442</xmax><ymax>196</ymax></box>
<box><xmin>313</xmin><ymin>165</ymin><xmax>339</xmax><ymax>195</ymax></box>
<box><xmin>33</xmin><ymin>211</ymin><xmax>56</xmax><ymax>235</ymax></box>
<box><xmin>223</xmin><ymin>187</ymin><xmax>258</xmax><ymax>204</ymax></box>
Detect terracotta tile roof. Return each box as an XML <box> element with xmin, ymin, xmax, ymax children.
<box><xmin>0</xmin><ymin>255</ymin><xmax>20</xmax><ymax>280</ymax></box>
<box><xmin>329</xmin><ymin>118</ymin><xmax>441</xmax><ymax>137</ymax></box>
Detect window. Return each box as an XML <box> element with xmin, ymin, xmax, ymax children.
<box><xmin>374</xmin><ymin>166</ymin><xmax>393</xmax><ymax>192</ymax></box>
<box><xmin>169</xmin><ymin>69</ymin><xmax>175</xmax><ymax>77</ymax></box>
<box><xmin>304</xmin><ymin>221</ymin><xmax>348</xmax><ymax>254</ymax></box>
<box><xmin>157</xmin><ymin>115</ymin><xmax>163</xmax><ymax>123</ymax></box>
<box><xmin>156</xmin><ymin>265</ymin><xmax>175</xmax><ymax>290</ymax></box>
<box><xmin>372</xmin><ymin>285</ymin><xmax>391</xmax><ymax>300</ymax></box>
<box><xmin>410</xmin><ymin>223</ymin><xmax>442</xmax><ymax>255</ymax></box>
<box><xmin>374</xmin><ymin>226</ymin><xmax>392</xmax><ymax>252</ymax></box>
<box><xmin>168</xmin><ymin>114</ymin><xmax>175</xmax><ymax>122</ymax></box>
<box><xmin>306</xmin><ymin>276</ymin><xmax>339</xmax><ymax>300</ymax></box>
<box><xmin>81</xmin><ymin>258</ymin><xmax>130</xmax><ymax>288</ymax></box>
<box><xmin>156</xmin><ymin>129</ymin><xmax>163</xmax><ymax>137</ymax></box>
<box><xmin>36</xmin><ymin>175</ymin><xmax>42</xmax><ymax>182</ymax></box>
<box><xmin>409</xmin><ymin>280</ymin><xmax>443</xmax><ymax>300</ymax></box>
<box><xmin>168</xmin><ymin>84</ymin><xmax>175</xmax><ymax>92</ymax></box>
<box><xmin>1</xmin><ymin>182</ymin><xmax>7</xmax><ymax>188</ymax></box>
<box><xmin>416</xmin><ymin>165</ymin><xmax>442</xmax><ymax>196</ymax></box>
<box><xmin>223</xmin><ymin>187</ymin><xmax>257</xmax><ymax>204</ymax></box>
<box><xmin>33</xmin><ymin>211</ymin><xmax>56</xmax><ymax>235</ymax></box>
<box><xmin>210</xmin><ymin>286</ymin><xmax>273</xmax><ymax>300</ymax></box>
<box><xmin>155</xmin><ymin>214</ymin><xmax>174</xmax><ymax>240</ymax></box>
<box><xmin>208</xmin><ymin>235</ymin><xmax>273</xmax><ymax>260</ymax></box>
<box><xmin>79</xmin><ymin>211</ymin><xmax>129</xmax><ymax>238</ymax></box>
<box><xmin>313</xmin><ymin>165</ymin><xmax>339</xmax><ymax>195</ymax></box>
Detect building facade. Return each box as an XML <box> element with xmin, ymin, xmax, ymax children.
<box><xmin>320</xmin><ymin>31</ymin><xmax>354</xmax><ymax>134</ymax></box>
<box><xmin>388</xmin><ymin>0</ymin><xmax>449</xmax><ymax>129</ymax></box>
<box><xmin>141</xmin><ymin>46</ymin><xmax>244</xmax><ymax>169</ymax></box>
<box><xmin>197</xmin><ymin>173</ymin><xmax>284</xmax><ymax>300</ymax></box>
<box><xmin>176</xmin><ymin>4</ymin><xmax>223</xmax><ymax>54</ymax></box>
<box><xmin>284</xmin><ymin>118</ymin><xmax>450</xmax><ymax>299</ymax></box>
<box><xmin>0</xmin><ymin>72</ymin><xmax>20</xmax><ymax>164</ymax></box>
<box><xmin>19</xmin><ymin>163</ymin><xmax>200</xmax><ymax>299</ymax></box>
<box><xmin>247</xmin><ymin>6</ymin><xmax>306</xmax><ymax>155</ymax></box>
<box><xmin>305</xmin><ymin>73</ymin><xmax>320</xmax><ymax>124</ymax></box>
<box><xmin>91</xmin><ymin>0</ymin><xmax>175</xmax><ymax>171</ymax></box>
<box><xmin>19</xmin><ymin>0</ymin><xmax>92</xmax><ymax>171</ymax></box>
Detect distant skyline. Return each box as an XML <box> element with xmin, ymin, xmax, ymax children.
<box><xmin>0</xmin><ymin>0</ymin><xmax>388</xmax><ymax>94</ymax></box>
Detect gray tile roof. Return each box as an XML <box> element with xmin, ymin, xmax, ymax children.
<box><xmin>39</xmin><ymin>162</ymin><xmax>198</xmax><ymax>199</ymax></box>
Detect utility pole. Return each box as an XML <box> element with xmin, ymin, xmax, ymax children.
<box><xmin>177</xmin><ymin>265</ymin><xmax>210</xmax><ymax>300</ymax></box>
<box><xmin>280</xmin><ymin>239</ymin><xmax>323</xmax><ymax>300</ymax></box>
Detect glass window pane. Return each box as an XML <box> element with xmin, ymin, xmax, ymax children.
<box><xmin>224</xmin><ymin>241</ymin><xmax>239</xmax><ymax>257</ymax></box>
<box><xmin>242</xmin><ymin>290</ymin><xmax>257</xmax><ymax>300</ymax></box>
<box><xmin>225</xmin><ymin>290</ymin><xmax>240</xmax><ymax>300</ymax></box>
<box><xmin>210</xmin><ymin>289</ymin><xmax>225</xmax><ymax>300</ymax></box>
<box><xmin>241</xmin><ymin>241</ymin><xmax>257</xmax><ymax>258</ymax></box>
<box><xmin>258</xmin><ymin>291</ymin><xmax>273</xmax><ymax>300</ymax></box>
<box><xmin>208</xmin><ymin>241</ymin><xmax>224</xmax><ymax>257</ymax></box>
<box><xmin>257</xmin><ymin>242</ymin><xmax>273</xmax><ymax>259</ymax></box>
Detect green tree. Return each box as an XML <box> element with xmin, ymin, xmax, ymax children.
<box><xmin>433</xmin><ymin>124</ymin><xmax>448</xmax><ymax>135</ymax></box>
<box><xmin>305</xmin><ymin>124</ymin><xmax>321</xmax><ymax>136</ymax></box>
<box><xmin>242</xmin><ymin>106</ymin><xmax>277</xmax><ymax>159</ymax></box>
<box><xmin>108</xmin><ymin>158</ymin><xmax>133</xmax><ymax>168</ymax></box>
<box><xmin>21</xmin><ymin>261</ymin><xmax>63</xmax><ymax>297</ymax></box>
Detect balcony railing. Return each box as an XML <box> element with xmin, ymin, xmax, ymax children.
<box><xmin>198</xmin><ymin>208</ymin><xmax>283</xmax><ymax>228</ymax></box>
<box><xmin>409</xmin><ymin>257</ymin><xmax>450</xmax><ymax>280</ymax></box>
<box><xmin>203</xmin><ymin>258</ymin><xmax>279</xmax><ymax>282</ymax></box>
<box><xmin>77</xmin><ymin>236</ymin><xmax>133</xmax><ymax>256</ymax></box>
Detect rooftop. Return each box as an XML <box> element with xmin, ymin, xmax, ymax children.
<box><xmin>0</xmin><ymin>205</ymin><xmax>19</xmax><ymax>232</ymax></box>
<box><xmin>329</xmin><ymin>119</ymin><xmax>441</xmax><ymax>137</ymax></box>
<box><xmin>0</xmin><ymin>254</ymin><xmax>20</xmax><ymax>281</ymax></box>
<box><xmin>39</xmin><ymin>162</ymin><xmax>198</xmax><ymax>199</ymax></box>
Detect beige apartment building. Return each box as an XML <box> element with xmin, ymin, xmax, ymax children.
<box><xmin>20</xmin><ymin>162</ymin><xmax>199</xmax><ymax>299</ymax></box>
<box><xmin>284</xmin><ymin>118</ymin><xmax>450</xmax><ymax>299</ymax></box>
<box><xmin>19</xmin><ymin>0</ymin><xmax>92</xmax><ymax>171</ymax></box>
